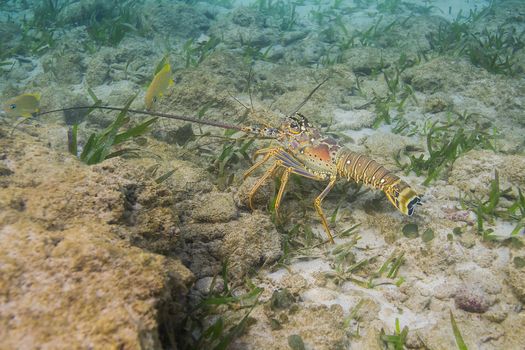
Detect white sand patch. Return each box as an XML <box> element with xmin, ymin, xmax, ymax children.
<box><xmin>342</xmin><ymin>282</ymin><xmax>438</xmax><ymax>330</ymax></box>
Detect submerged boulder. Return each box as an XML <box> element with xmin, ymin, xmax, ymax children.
<box><xmin>0</xmin><ymin>129</ymin><xmax>193</xmax><ymax>349</ymax></box>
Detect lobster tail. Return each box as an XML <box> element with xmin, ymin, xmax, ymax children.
<box><xmin>336</xmin><ymin>150</ymin><xmax>392</xmax><ymax>188</ymax></box>
<box><xmin>336</xmin><ymin>149</ymin><xmax>421</xmax><ymax>215</ymax></box>
<box><xmin>383</xmin><ymin>179</ymin><xmax>421</xmax><ymax>216</ymax></box>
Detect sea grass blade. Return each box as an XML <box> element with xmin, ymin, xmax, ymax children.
<box><xmin>450</xmin><ymin>311</ymin><xmax>468</xmax><ymax>350</ymax></box>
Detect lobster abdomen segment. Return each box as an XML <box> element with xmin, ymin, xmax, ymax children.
<box><xmin>336</xmin><ymin>149</ymin><xmax>395</xmax><ymax>188</ymax></box>
<box><xmin>335</xmin><ymin>148</ymin><xmax>421</xmax><ymax>216</ymax></box>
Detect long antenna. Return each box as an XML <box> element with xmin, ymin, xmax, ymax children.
<box><xmin>35</xmin><ymin>106</ymin><xmax>245</xmax><ymax>132</ymax></box>
<box><xmin>248</xmin><ymin>65</ymin><xmax>254</xmax><ymax>112</ymax></box>
<box><xmin>288</xmin><ymin>76</ymin><xmax>329</xmax><ymax>116</ymax></box>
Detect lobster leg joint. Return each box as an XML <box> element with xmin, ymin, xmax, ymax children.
<box><xmin>313</xmin><ymin>176</ymin><xmax>337</xmax><ymax>244</ymax></box>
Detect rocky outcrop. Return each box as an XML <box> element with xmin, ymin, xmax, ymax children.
<box><xmin>0</xmin><ymin>129</ymin><xmax>193</xmax><ymax>349</ymax></box>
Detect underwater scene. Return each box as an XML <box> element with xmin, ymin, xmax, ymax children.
<box><xmin>1</xmin><ymin>0</ymin><xmax>525</xmax><ymax>349</ymax></box>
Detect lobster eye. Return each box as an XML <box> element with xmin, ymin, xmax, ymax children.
<box><xmin>10</xmin><ymin>104</ymin><xmax>16</xmax><ymax>109</ymax></box>
<box><xmin>289</xmin><ymin>121</ymin><xmax>301</xmax><ymax>134</ymax></box>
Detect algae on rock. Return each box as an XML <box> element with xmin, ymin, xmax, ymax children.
<box><xmin>0</xmin><ymin>127</ymin><xmax>193</xmax><ymax>349</ymax></box>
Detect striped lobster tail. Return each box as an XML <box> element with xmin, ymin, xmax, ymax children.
<box><xmin>335</xmin><ymin>149</ymin><xmax>421</xmax><ymax>216</ymax></box>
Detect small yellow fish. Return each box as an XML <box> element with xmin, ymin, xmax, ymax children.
<box><xmin>2</xmin><ymin>93</ymin><xmax>41</xmax><ymax>118</ymax></box>
<box><xmin>144</xmin><ymin>63</ymin><xmax>173</xmax><ymax>110</ymax></box>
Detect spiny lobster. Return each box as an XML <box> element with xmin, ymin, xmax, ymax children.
<box><xmin>240</xmin><ymin>113</ymin><xmax>422</xmax><ymax>243</ymax></box>
<box><xmin>34</xmin><ymin>84</ymin><xmax>422</xmax><ymax>243</ymax></box>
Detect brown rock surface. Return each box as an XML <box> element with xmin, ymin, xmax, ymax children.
<box><xmin>450</xmin><ymin>150</ymin><xmax>525</xmax><ymax>195</ymax></box>
<box><xmin>191</xmin><ymin>191</ymin><xmax>238</xmax><ymax>223</ymax></box>
<box><xmin>0</xmin><ymin>129</ymin><xmax>193</xmax><ymax>349</ymax></box>
<box><xmin>507</xmin><ymin>265</ymin><xmax>525</xmax><ymax>303</ymax></box>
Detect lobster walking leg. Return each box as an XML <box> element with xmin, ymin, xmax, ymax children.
<box><xmin>274</xmin><ymin>168</ymin><xmax>291</xmax><ymax>218</ymax></box>
<box><xmin>275</xmin><ymin>163</ymin><xmax>329</xmax><ymax>215</ymax></box>
<box><xmin>247</xmin><ymin>161</ymin><xmax>280</xmax><ymax>210</ymax></box>
<box><xmin>313</xmin><ymin>176</ymin><xmax>337</xmax><ymax>244</ymax></box>
<box><xmin>246</xmin><ymin>147</ymin><xmax>337</xmax><ymax>243</ymax></box>
<box><xmin>252</xmin><ymin>147</ymin><xmax>279</xmax><ymax>159</ymax></box>
<box><xmin>243</xmin><ymin>151</ymin><xmax>274</xmax><ymax>180</ymax></box>
<box><xmin>243</xmin><ymin>147</ymin><xmax>291</xmax><ymax>179</ymax></box>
